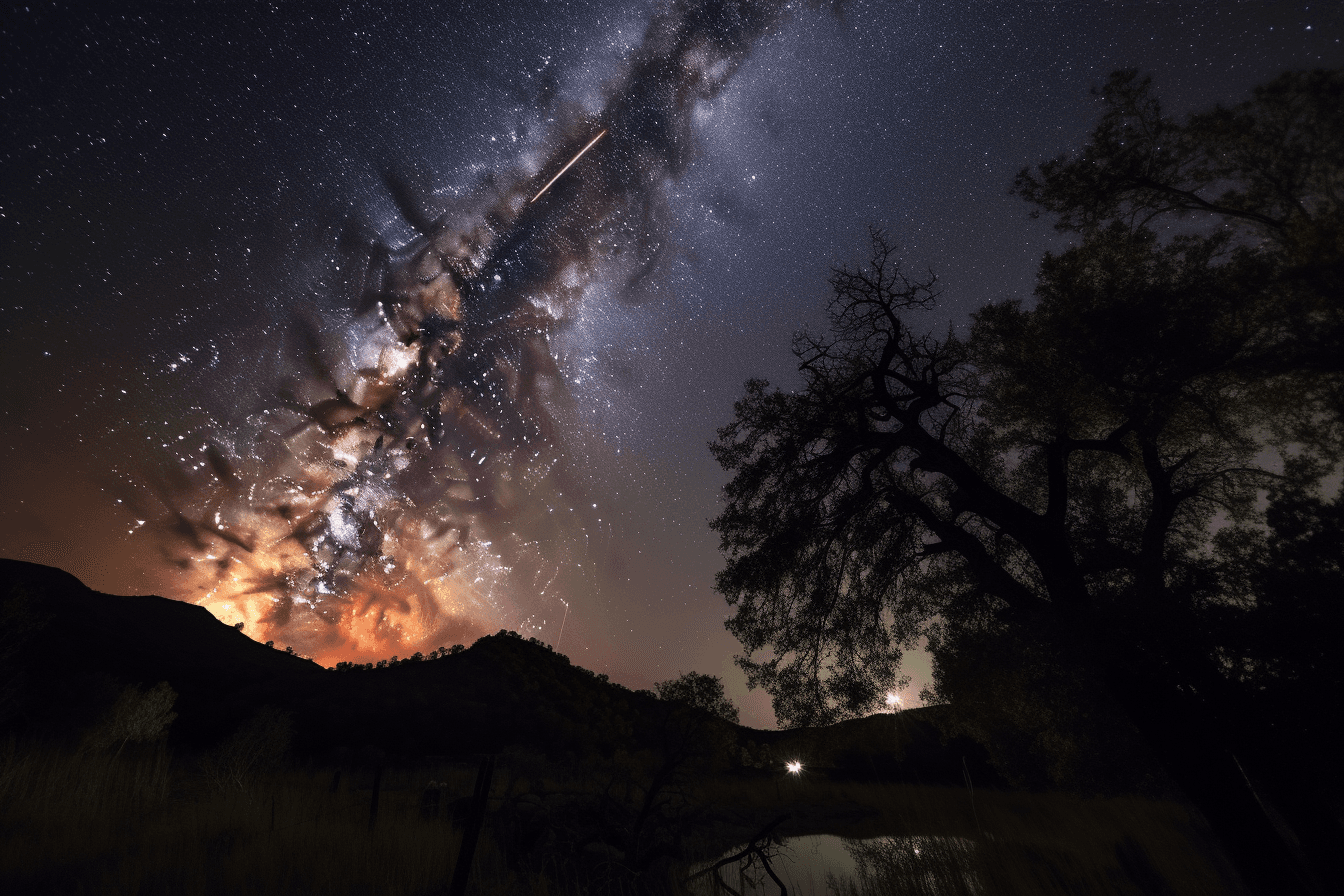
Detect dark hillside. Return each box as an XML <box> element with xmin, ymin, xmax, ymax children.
<box><xmin>754</xmin><ymin>709</ymin><xmax>1006</xmax><ymax>788</ymax></box>
<box><xmin>0</xmin><ymin>559</ymin><xmax>657</xmax><ymax>759</ymax></box>
<box><xmin>1</xmin><ymin>559</ymin><xmax>323</xmax><ymax>744</ymax></box>
<box><xmin>1</xmin><ymin>557</ymin><xmax>997</xmax><ymax>785</ymax></box>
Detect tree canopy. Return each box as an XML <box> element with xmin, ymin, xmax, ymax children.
<box><xmin>712</xmin><ymin>220</ymin><xmax>1291</xmax><ymax>726</ymax></box>
<box><xmin>711</xmin><ymin>68</ymin><xmax>1343</xmax><ymax>892</ymax></box>
<box><xmin>1015</xmin><ymin>68</ymin><xmax>1343</xmax><ymax>397</ymax></box>
<box><xmin>653</xmin><ymin>671</ymin><xmax>740</xmax><ymax>725</ymax></box>
<box><xmin>713</xmin><ymin>66</ymin><xmax>1341</xmax><ymax>722</ymax></box>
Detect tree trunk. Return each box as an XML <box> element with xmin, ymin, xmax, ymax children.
<box><xmin>1106</xmin><ymin>668</ymin><xmax>1336</xmax><ymax>896</ymax></box>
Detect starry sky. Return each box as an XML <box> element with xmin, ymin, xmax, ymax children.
<box><xmin>3</xmin><ymin>0</ymin><xmax>1341</xmax><ymax>727</ymax></box>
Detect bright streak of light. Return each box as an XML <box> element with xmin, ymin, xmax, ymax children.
<box><xmin>785</xmin><ymin>760</ymin><xmax>803</xmax><ymax>775</ymax></box>
<box><xmin>885</xmin><ymin>691</ymin><xmax>901</xmax><ymax>709</ymax></box>
<box><xmin>556</xmin><ymin>598</ymin><xmax>570</xmax><ymax>651</ymax></box>
<box><xmin>530</xmin><ymin>129</ymin><xmax>608</xmax><ymax>203</ymax></box>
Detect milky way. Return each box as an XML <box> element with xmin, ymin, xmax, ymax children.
<box><xmin>6</xmin><ymin>0</ymin><xmax>1340</xmax><ymax>717</ymax></box>
<box><xmin>138</xmin><ymin>0</ymin><xmax>807</xmax><ymax>664</ymax></box>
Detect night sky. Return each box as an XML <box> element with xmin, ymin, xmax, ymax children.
<box><xmin>3</xmin><ymin>0</ymin><xmax>1340</xmax><ymax>727</ymax></box>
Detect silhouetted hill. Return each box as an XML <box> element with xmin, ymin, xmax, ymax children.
<box><xmin>1</xmin><ymin>559</ymin><xmax>328</xmax><ymax>742</ymax></box>
<box><xmin>0</xmin><ymin>558</ymin><xmax>999</xmax><ymax>784</ymax></box>
<box><xmin>750</xmin><ymin>709</ymin><xmax>1004</xmax><ymax>787</ymax></box>
<box><xmin>0</xmin><ymin>558</ymin><xmax>644</xmax><ymax>755</ymax></box>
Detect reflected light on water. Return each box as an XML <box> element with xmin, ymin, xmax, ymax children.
<box><xmin>688</xmin><ymin>835</ymin><xmax>983</xmax><ymax>896</ymax></box>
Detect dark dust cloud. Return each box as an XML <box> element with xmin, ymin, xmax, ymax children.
<box><xmin>2</xmin><ymin>0</ymin><xmax>1340</xmax><ymax>722</ymax></box>
<box><xmin>117</xmin><ymin>0</ymin><xmax>811</xmax><ymax>666</ymax></box>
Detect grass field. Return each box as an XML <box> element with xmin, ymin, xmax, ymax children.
<box><xmin>0</xmin><ymin>738</ymin><xmax>1248</xmax><ymax>895</ymax></box>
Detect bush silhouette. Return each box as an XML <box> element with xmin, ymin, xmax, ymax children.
<box><xmin>83</xmin><ymin>681</ymin><xmax>178</xmax><ymax>757</ymax></box>
<box><xmin>200</xmin><ymin>706</ymin><xmax>293</xmax><ymax>792</ymax></box>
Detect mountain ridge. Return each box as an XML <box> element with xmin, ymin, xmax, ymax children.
<box><xmin>0</xmin><ymin>557</ymin><xmax>1000</xmax><ymax>786</ymax></box>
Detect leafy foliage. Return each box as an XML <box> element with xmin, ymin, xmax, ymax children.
<box><xmin>653</xmin><ymin>671</ymin><xmax>740</xmax><ymax>725</ymax></box>
<box><xmin>1013</xmin><ymin>69</ymin><xmax>1344</xmax><ymax>251</ymax></box>
<box><xmin>711</xmin><ymin>67</ymin><xmax>1343</xmax><ymax>810</ymax></box>
<box><xmin>1014</xmin><ymin>68</ymin><xmax>1344</xmax><ymax>435</ymax></box>
<box><xmin>200</xmin><ymin>705</ymin><xmax>294</xmax><ymax>792</ymax></box>
<box><xmin>713</xmin><ymin>222</ymin><xmax>1282</xmax><ymax>733</ymax></box>
<box><xmin>82</xmin><ymin>681</ymin><xmax>178</xmax><ymax>756</ymax></box>
<box><xmin>1213</xmin><ymin>469</ymin><xmax>1344</xmax><ymax>775</ymax></box>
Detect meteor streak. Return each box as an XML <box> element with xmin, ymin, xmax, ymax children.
<box><xmin>140</xmin><ymin>0</ymin><xmax>805</xmax><ymax>666</ymax></box>
<box><xmin>530</xmin><ymin>129</ymin><xmax>608</xmax><ymax>203</ymax></box>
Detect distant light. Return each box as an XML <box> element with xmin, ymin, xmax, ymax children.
<box><xmin>885</xmin><ymin>691</ymin><xmax>901</xmax><ymax>709</ymax></box>
<box><xmin>786</xmin><ymin>760</ymin><xmax>803</xmax><ymax>775</ymax></box>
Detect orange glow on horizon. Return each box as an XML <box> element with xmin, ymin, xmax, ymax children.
<box><xmin>187</xmin><ymin>521</ymin><xmax>512</xmax><ymax>667</ymax></box>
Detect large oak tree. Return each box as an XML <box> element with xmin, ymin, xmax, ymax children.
<box><xmin>711</xmin><ymin>69</ymin><xmax>1342</xmax><ymax>894</ymax></box>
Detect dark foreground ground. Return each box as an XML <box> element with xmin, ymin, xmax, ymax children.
<box><xmin>0</xmin><ymin>558</ymin><xmax>1249</xmax><ymax>894</ymax></box>
<box><xmin>0</xmin><ymin>739</ymin><xmax>1247</xmax><ymax>895</ymax></box>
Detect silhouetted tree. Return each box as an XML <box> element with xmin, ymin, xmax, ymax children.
<box><xmin>83</xmin><ymin>681</ymin><xmax>178</xmax><ymax>757</ymax></box>
<box><xmin>715</xmin><ymin>223</ymin><xmax>1284</xmax><ymax>729</ymax></box>
<box><xmin>1014</xmin><ymin>68</ymin><xmax>1344</xmax><ymax>434</ymax></box>
<box><xmin>1214</xmin><ymin>464</ymin><xmax>1344</xmax><ymax>790</ymax></box>
<box><xmin>712</xmin><ymin>69</ymin><xmax>1343</xmax><ymax>894</ymax></box>
<box><xmin>653</xmin><ymin>671</ymin><xmax>739</xmax><ymax>724</ymax></box>
<box><xmin>200</xmin><ymin>705</ymin><xmax>293</xmax><ymax>792</ymax></box>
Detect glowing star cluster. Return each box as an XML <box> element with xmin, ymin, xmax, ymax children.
<box><xmin>133</xmin><ymin>0</ymin><xmax>802</xmax><ymax>666</ymax></box>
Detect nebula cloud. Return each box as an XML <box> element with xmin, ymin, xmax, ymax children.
<box><xmin>135</xmin><ymin>0</ymin><xmax>805</xmax><ymax>664</ymax></box>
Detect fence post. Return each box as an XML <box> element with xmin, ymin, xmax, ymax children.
<box><xmin>448</xmin><ymin>754</ymin><xmax>496</xmax><ymax>896</ymax></box>
<box><xmin>368</xmin><ymin>766</ymin><xmax>383</xmax><ymax>831</ymax></box>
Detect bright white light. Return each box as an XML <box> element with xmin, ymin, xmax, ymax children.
<box><xmin>785</xmin><ymin>760</ymin><xmax>803</xmax><ymax>775</ymax></box>
<box><xmin>885</xmin><ymin>691</ymin><xmax>901</xmax><ymax>709</ymax></box>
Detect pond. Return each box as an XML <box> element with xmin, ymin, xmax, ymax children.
<box><xmin>689</xmin><ymin>833</ymin><xmax>984</xmax><ymax>896</ymax></box>
<box><xmin>676</xmin><ymin>777</ymin><xmax>1258</xmax><ymax>895</ymax></box>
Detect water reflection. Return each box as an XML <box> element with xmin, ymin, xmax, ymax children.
<box><xmin>689</xmin><ymin>834</ymin><xmax>983</xmax><ymax>896</ymax></box>
<box><xmin>838</xmin><ymin>836</ymin><xmax>982</xmax><ymax>896</ymax></box>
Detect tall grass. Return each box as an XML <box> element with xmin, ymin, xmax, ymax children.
<box><xmin>1</xmin><ymin>738</ymin><xmax>1249</xmax><ymax>895</ymax></box>
<box><xmin>0</xmin><ymin>738</ymin><xmax>479</xmax><ymax>895</ymax></box>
